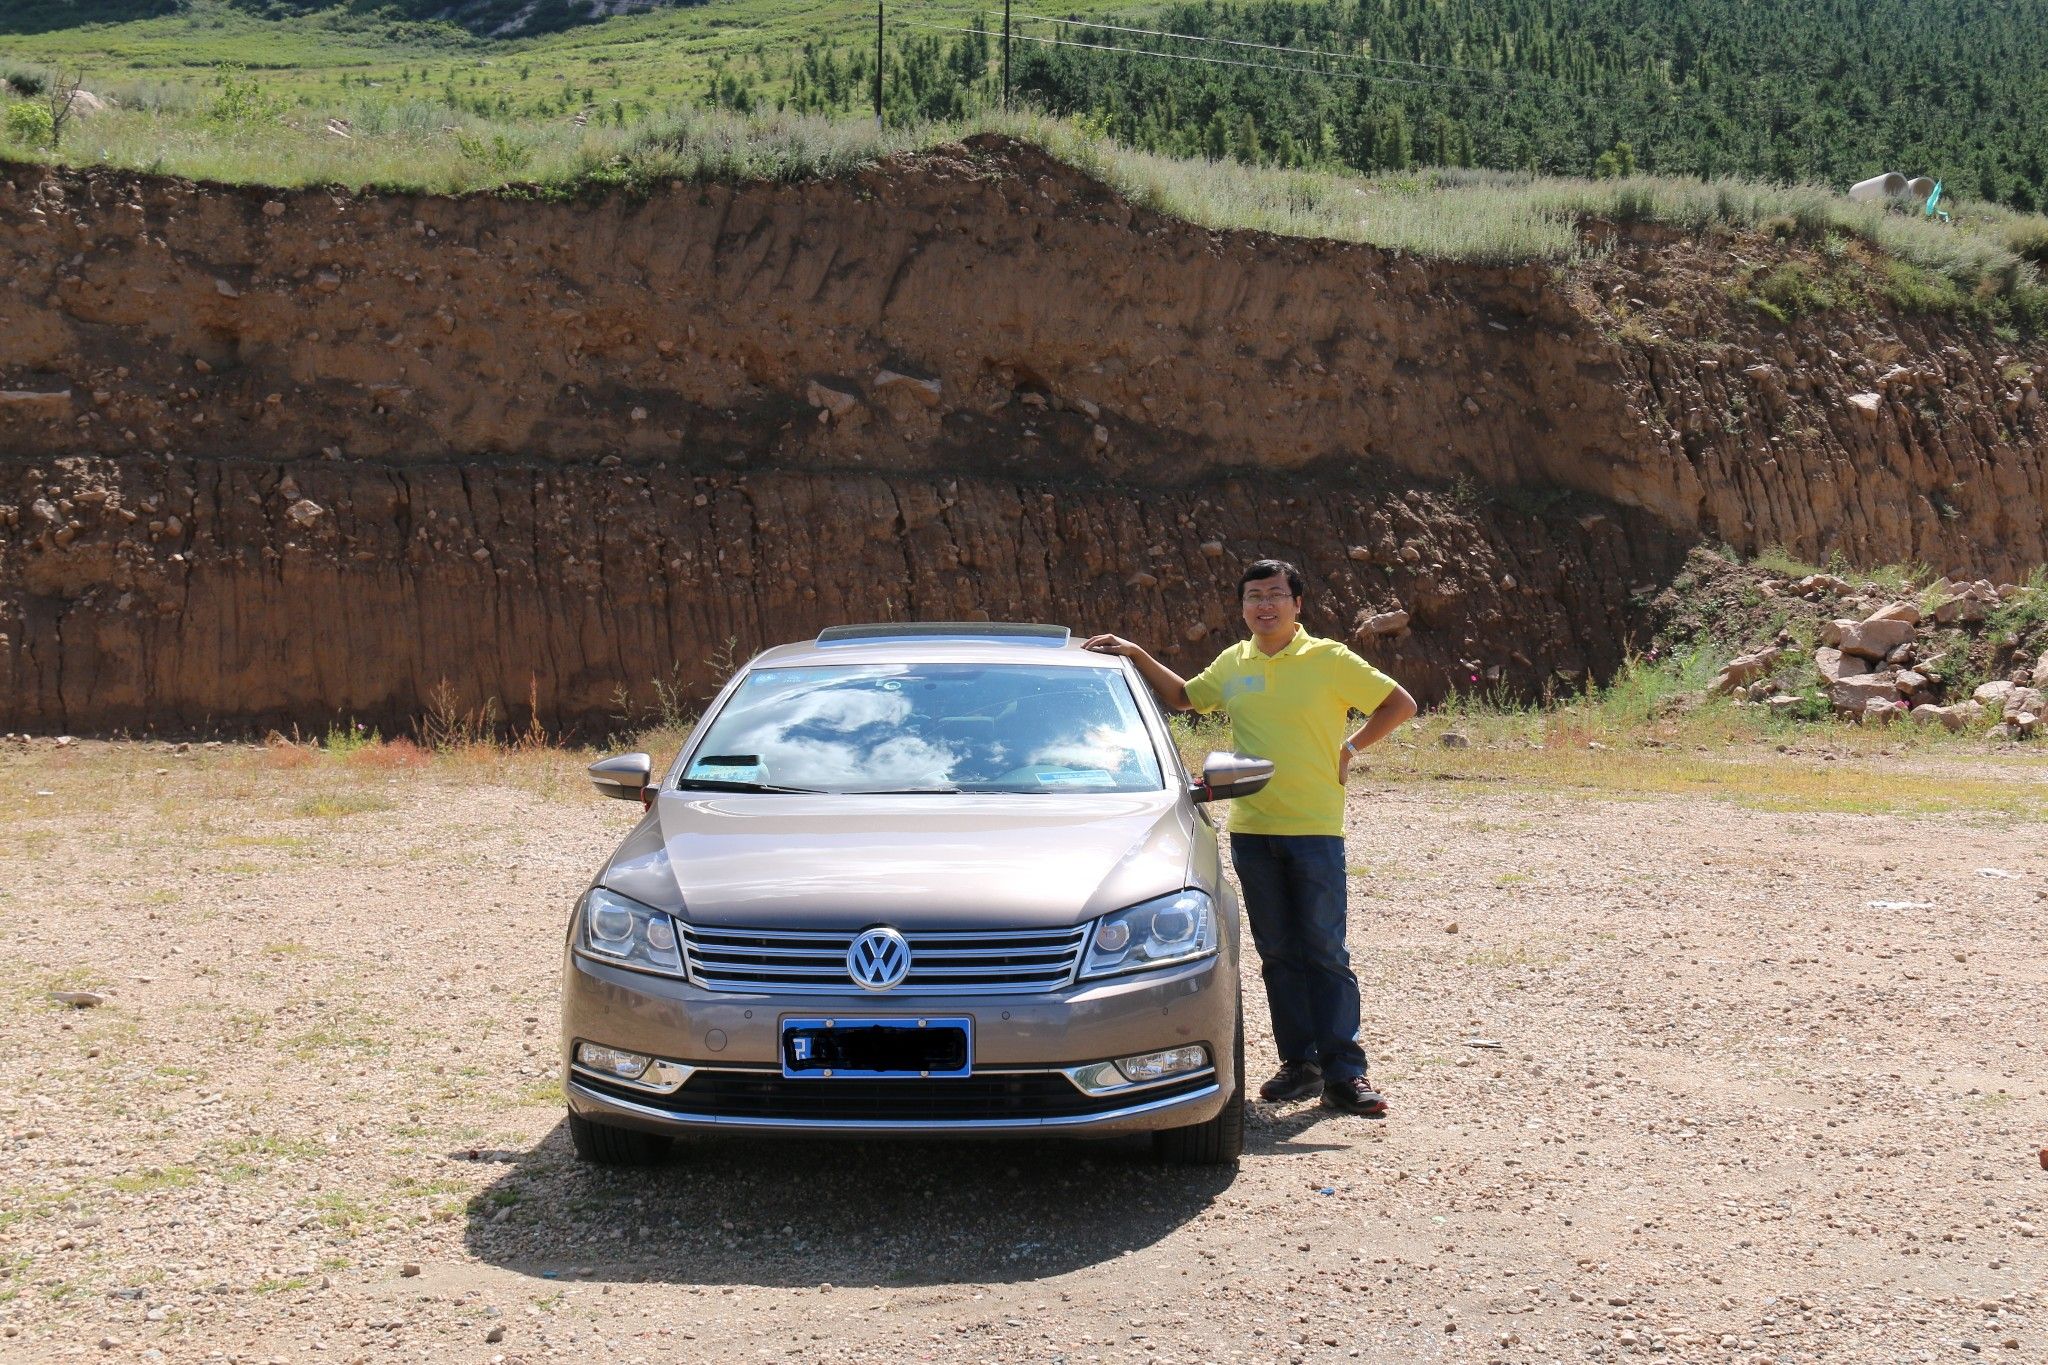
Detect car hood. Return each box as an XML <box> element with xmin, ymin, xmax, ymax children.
<box><xmin>600</xmin><ymin>790</ymin><xmax>1198</xmax><ymax>930</ymax></box>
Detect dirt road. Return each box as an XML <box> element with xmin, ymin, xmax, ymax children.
<box><xmin>3</xmin><ymin>739</ymin><xmax>2045</xmax><ymax>1363</ymax></box>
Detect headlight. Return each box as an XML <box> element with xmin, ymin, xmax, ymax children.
<box><xmin>577</xmin><ymin>887</ymin><xmax>685</xmax><ymax>979</ymax></box>
<box><xmin>1080</xmin><ymin>889</ymin><xmax>1217</xmax><ymax>980</ymax></box>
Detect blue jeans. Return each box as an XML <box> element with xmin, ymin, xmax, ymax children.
<box><xmin>1230</xmin><ymin>833</ymin><xmax>1366</xmax><ymax>1082</ymax></box>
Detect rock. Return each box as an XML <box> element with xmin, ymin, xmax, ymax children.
<box><xmin>2014</xmin><ymin>711</ymin><xmax>2041</xmax><ymax>737</ymax></box>
<box><xmin>1814</xmin><ymin>647</ymin><xmax>1870</xmax><ymax>684</ymax></box>
<box><xmin>1711</xmin><ymin>645</ymin><xmax>1782</xmax><ymax>694</ymax></box>
<box><xmin>1817</xmin><ymin>618</ymin><xmax>1851</xmax><ymax>648</ymax></box>
<box><xmin>1974</xmin><ymin>681</ymin><xmax>2016</xmax><ymax>716</ymax></box>
<box><xmin>1866</xmin><ymin>599</ymin><xmax>1921</xmax><ymax>626</ymax></box>
<box><xmin>400</xmin><ymin>1262</ymin><xmax>421</xmax><ymax>1277</ymax></box>
<box><xmin>285</xmin><ymin>498</ymin><xmax>326</xmax><ymax>528</ymax></box>
<box><xmin>485</xmin><ymin>1325</ymin><xmax>506</xmax><ymax>1343</ymax></box>
<box><xmin>1792</xmin><ymin>573</ymin><xmax>1853</xmax><ymax>596</ymax></box>
<box><xmin>213</xmin><ymin>278</ymin><xmax>239</xmax><ymax>298</ymax></box>
<box><xmin>1199</xmin><ymin>541</ymin><xmax>1225</xmax><ymax>559</ymax></box>
<box><xmin>1909</xmin><ymin>704</ymin><xmax>1965</xmax><ymax>731</ymax></box>
<box><xmin>1894</xmin><ymin>670</ymin><xmax>1928</xmax><ymax>695</ymax></box>
<box><xmin>804</xmin><ymin>380</ymin><xmax>859</xmax><ymax>418</ymax></box>
<box><xmin>51</xmin><ymin>990</ymin><xmax>109</xmax><ymax>1007</ymax></box>
<box><xmin>1347</xmin><ymin>545</ymin><xmax>1373</xmax><ymax>562</ymax></box>
<box><xmin>1359</xmin><ymin>609</ymin><xmax>1410</xmax><ymax>637</ymax></box>
<box><xmin>1766</xmin><ymin>693</ymin><xmax>1804</xmax><ymax>714</ymax></box>
<box><xmin>1828</xmin><ymin>674</ymin><xmax>1899</xmax><ymax>714</ymax></box>
<box><xmin>872</xmin><ymin>369</ymin><xmax>942</xmax><ymax>408</ymax></box>
<box><xmin>54</xmin><ymin>734</ymin><xmax>76</xmax><ymax>747</ymax></box>
<box><xmin>1846</xmin><ymin>391</ymin><xmax>1883</xmax><ymax>417</ymax></box>
<box><xmin>0</xmin><ymin>389</ymin><xmax>73</xmax><ymax>417</ymax></box>
<box><xmin>2010</xmin><ymin>687</ymin><xmax>2047</xmax><ymax>716</ymax></box>
<box><xmin>1183</xmin><ymin>622</ymin><xmax>1208</xmax><ymax>642</ymax></box>
<box><xmin>1837</xmin><ymin>617</ymin><xmax>1915</xmax><ymax>659</ymax></box>
<box><xmin>2035</xmin><ymin>656</ymin><xmax>2048</xmax><ymax>690</ymax></box>
<box><xmin>262</xmin><ymin>200</ymin><xmax>286</xmax><ymax>218</ymax></box>
<box><xmin>1862</xmin><ymin>696</ymin><xmax>1903</xmax><ymax>724</ymax></box>
<box><xmin>1439</xmin><ymin>731</ymin><xmax>1470</xmax><ymax>749</ymax></box>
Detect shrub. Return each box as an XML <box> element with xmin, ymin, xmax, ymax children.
<box><xmin>3</xmin><ymin>100</ymin><xmax>54</xmax><ymax>148</ymax></box>
<box><xmin>1752</xmin><ymin>262</ymin><xmax>1834</xmax><ymax>319</ymax></box>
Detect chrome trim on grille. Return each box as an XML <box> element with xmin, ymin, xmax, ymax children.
<box><xmin>681</xmin><ymin>922</ymin><xmax>1090</xmax><ymax>995</ymax></box>
<box><xmin>569</xmin><ymin>1058</ymin><xmax>697</xmax><ymax>1096</ymax></box>
<box><xmin>567</xmin><ymin>1075</ymin><xmax>1221</xmax><ymax>1132</ymax></box>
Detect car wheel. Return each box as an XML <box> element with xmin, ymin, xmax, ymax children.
<box><xmin>566</xmin><ymin>1110</ymin><xmax>670</xmax><ymax>1166</ymax></box>
<box><xmin>1152</xmin><ymin>1000</ymin><xmax>1245</xmax><ymax>1166</ymax></box>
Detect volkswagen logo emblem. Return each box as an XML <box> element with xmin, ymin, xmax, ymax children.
<box><xmin>846</xmin><ymin>927</ymin><xmax>911</xmax><ymax>991</ymax></box>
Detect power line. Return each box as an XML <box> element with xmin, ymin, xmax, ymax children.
<box><xmin>896</xmin><ymin>20</ymin><xmax>1445</xmax><ymax>90</ymax></box>
<box><xmin>1031</xmin><ymin>14</ymin><xmax>1515</xmax><ymax>85</ymax></box>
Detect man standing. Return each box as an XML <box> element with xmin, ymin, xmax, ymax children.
<box><xmin>1085</xmin><ymin>559</ymin><xmax>1417</xmax><ymax>1116</ymax></box>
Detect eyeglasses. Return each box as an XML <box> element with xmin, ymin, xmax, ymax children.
<box><xmin>1242</xmin><ymin>592</ymin><xmax>1296</xmax><ymax>606</ymax></box>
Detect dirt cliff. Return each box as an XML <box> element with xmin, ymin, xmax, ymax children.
<box><xmin>1</xmin><ymin>136</ymin><xmax>2042</xmax><ymax>733</ymax></box>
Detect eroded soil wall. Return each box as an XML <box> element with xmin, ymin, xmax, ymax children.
<box><xmin>1</xmin><ymin>136</ymin><xmax>2042</xmax><ymax>732</ymax></box>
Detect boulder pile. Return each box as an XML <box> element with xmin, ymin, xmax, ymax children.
<box><xmin>1713</xmin><ymin>576</ymin><xmax>2045</xmax><ymax>740</ymax></box>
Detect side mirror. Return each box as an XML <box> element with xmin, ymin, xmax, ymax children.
<box><xmin>588</xmin><ymin>752</ymin><xmax>653</xmax><ymax>804</ymax></box>
<box><xmin>1191</xmin><ymin>751</ymin><xmax>1275</xmax><ymax>804</ymax></box>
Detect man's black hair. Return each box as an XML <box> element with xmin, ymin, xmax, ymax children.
<box><xmin>1238</xmin><ymin>558</ymin><xmax>1304</xmax><ymax>601</ymax></box>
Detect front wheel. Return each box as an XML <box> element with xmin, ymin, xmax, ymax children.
<box><xmin>1152</xmin><ymin>1002</ymin><xmax>1245</xmax><ymax>1166</ymax></box>
<box><xmin>566</xmin><ymin>1110</ymin><xmax>670</xmax><ymax>1166</ymax></box>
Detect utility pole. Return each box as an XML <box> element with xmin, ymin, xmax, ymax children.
<box><xmin>874</xmin><ymin>0</ymin><xmax>884</xmax><ymax>130</ymax></box>
<box><xmin>1002</xmin><ymin>0</ymin><xmax>1011</xmax><ymax>114</ymax></box>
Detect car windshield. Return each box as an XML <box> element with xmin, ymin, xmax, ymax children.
<box><xmin>679</xmin><ymin>663</ymin><xmax>1167</xmax><ymax>794</ymax></box>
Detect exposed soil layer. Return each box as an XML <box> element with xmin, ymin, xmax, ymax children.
<box><xmin>1</xmin><ymin>137</ymin><xmax>2043</xmax><ymax>731</ymax></box>
<box><xmin>0</xmin><ymin>455</ymin><xmax>1675</xmax><ymax>733</ymax></box>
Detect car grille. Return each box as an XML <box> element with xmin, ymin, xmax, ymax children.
<box><xmin>581</xmin><ymin>1069</ymin><xmax>1215</xmax><ymax>1123</ymax></box>
<box><xmin>680</xmin><ymin>923</ymin><xmax>1089</xmax><ymax>995</ymax></box>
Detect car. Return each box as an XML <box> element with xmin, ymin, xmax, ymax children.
<box><xmin>558</xmin><ymin>622</ymin><xmax>1274</xmax><ymax>1166</ymax></box>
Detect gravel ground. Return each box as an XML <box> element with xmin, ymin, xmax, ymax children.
<box><xmin>2</xmin><ymin>740</ymin><xmax>2045</xmax><ymax>1364</ymax></box>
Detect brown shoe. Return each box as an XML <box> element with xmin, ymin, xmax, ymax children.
<box><xmin>1322</xmin><ymin>1074</ymin><xmax>1388</xmax><ymax>1117</ymax></box>
<box><xmin>1258</xmin><ymin>1060</ymin><xmax>1323</xmax><ymax>1103</ymax></box>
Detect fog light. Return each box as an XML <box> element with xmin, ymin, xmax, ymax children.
<box><xmin>1114</xmin><ymin>1045</ymin><xmax>1209</xmax><ymax>1083</ymax></box>
<box><xmin>576</xmin><ymin>1043</ymin><xmax>651</xmax><ymax>1079</ymax></box>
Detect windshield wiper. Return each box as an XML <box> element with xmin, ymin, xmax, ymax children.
<box><xmin>673</xmin><ymin>778</ymin><xmax>826</xmax><ymax>794</ymax></box>
<box><xmin>847</xmin><ymin>786</ymin><xmax>966</xmax><ymax>795</ymax></box>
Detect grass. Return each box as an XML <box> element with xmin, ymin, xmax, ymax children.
<box><xmin>0</xmin><ymin>21</ymin><xmax>2042</xmax><ymax>312</ymax></box>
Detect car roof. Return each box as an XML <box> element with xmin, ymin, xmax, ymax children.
<box><xmin>747</xmin><ymin>623</ymin><xmax>1122</xmax><ymax>670</ymax></box>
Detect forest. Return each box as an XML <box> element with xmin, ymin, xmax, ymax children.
<box><xmin>762</xmin><ymin>0</ymin><xmax>2048</xmax><ymax>208</ymax></box>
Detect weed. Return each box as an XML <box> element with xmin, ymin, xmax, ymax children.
<box><xmin>323</xmin><ymin>720</ymin><xmax>381</xmax><ymax>754</ymax></box>
<box><xmin>110</xmin><ymin>1165</ymin><xmax>198</xmax><ymax>1194</ymax></box>
<box><xmin>292</xmin><ymin>790</ymin><xmax>392</xmax><ymax>818</ymax></box>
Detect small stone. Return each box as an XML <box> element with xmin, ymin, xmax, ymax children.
<box><xmin>262</xmin><ymin>200</ymin><xmax>285</xmax><ymax>218</ymax></box>
<box><xmin>1444</xmin><ymin>922</ymin><xmax>1459</xmax><ymax>935</ymax></box>
<box><xmin>485</xmin><ymin>1325</ymin><xmax>505</xmax><ymax>1343</ymax></box>
<box><xmin>1439</xmin><ymin>731</ymin><xmax>1470</xmax><ymax>749</ymax></box>
<box><xmin>804</xmin><ymin>380</ymin><xmax>859</xmax><ymax>418</ymax></box>
<box><xmin>50</xmin><ymin>990</ymin><xmax>109</xmax><ymax>1008</ymax></box>
<box><xmin>1347</xmin><ymin>545</ymin><xmax>1372</xmax><ymax>561</ymax></box>
<box><xmin>400</xmin><ymin>1262</ymin><xmax>421</xmax><ymax>1277</ymax></box>
<box><xmin>872</xmin><ymin>369</ymin><xmax>942</xmax><ymax>408</ymax></box>
<box><xmin>285</xmin><ymin>498</ymin><xmax>326</xmax><ymax>528</ymax></box>
<box><xmin>1846</xmin><ymin>391</ymin><xmax>1883</xmax><ymax>417</ymax></box>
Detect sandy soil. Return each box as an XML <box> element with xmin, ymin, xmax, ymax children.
<box><xmin>2</xmin><ymin>740</ymin><xmax>2045</xmax><ymax>1364</ymax></box>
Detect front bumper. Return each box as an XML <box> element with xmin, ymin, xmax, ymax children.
<box><xmin>560</xmin><ymin>947</ymin><xmax>1235</xmax><ymax>1137</ymax></box>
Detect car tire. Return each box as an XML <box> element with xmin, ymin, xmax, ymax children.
<box><xmin>566</xmin><ymin>1110</ymin><xmax>670</xmax><ymax>1166</ymax></box>
<box><xmin>1152</xmin><ymin>1000</ymin><xmax>1245</xmax><ymax>1166</ymax></box>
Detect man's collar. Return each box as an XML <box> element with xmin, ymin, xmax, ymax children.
<box><xmin>1248</xmin><ymin>627</ymin><xmax>1310</xmax><ymax>659</ymax></box>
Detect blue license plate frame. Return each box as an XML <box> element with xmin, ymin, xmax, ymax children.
<box><xmin>778</xmin><ymin>1015</ymin><xmax>974</xmax><ymax>1079</ymax></box>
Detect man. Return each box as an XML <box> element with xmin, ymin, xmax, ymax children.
<box><xmin>1085</xmin><ymin>559</ymin><xmax>1417</xmax><ymax>1116</ymax></box>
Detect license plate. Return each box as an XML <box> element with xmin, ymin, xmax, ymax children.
<box><xmin>779</xmin><ymin>1016</ymin><xmax>973</xmax><ymax>1079</ymax></box>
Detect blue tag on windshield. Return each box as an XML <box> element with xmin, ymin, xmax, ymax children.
<box><xmin>1036</xmin><ymin>769</ymin><xmax>1116</xmax><ymax>787</ymax></box>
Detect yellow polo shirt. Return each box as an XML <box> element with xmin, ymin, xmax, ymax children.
<box><xmin>1183</xmin><ymin>629</ymin><xmax>1397</xmax><ymax>836</ymax></box>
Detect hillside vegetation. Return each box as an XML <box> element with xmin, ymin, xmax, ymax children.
<box><xmin>3</xmin><ymin>0</ymin><xmax>2046</xmax><ymax>330</ymax></box>
<box><xmin>9</xmin><ymin>0</ymin><xmax>2048</xmax><ymax>213</ymax></box>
